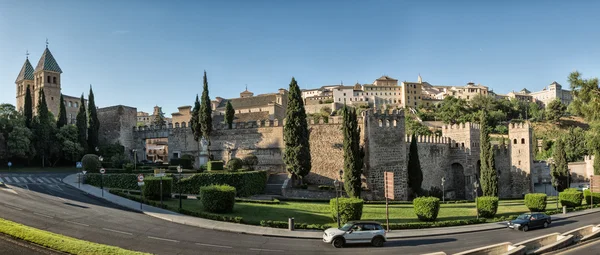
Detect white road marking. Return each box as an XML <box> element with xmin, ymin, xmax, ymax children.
<box><xmin>0</xmin><ymin>177</ymin><xmax>4</xmax><ymax>183</ymax></box>
<box><xmin>26</xmin><ymin>177</ymin><xmax>36</xmax><ymax>183</ymax></box>
<box><xmin>54</xmin><ymin>178</ymin><xmax>62</xmax><ymax>183</ymax></box>
<box><xmin>18</xmin><ymin>177</ymin><xmax>27</xmax><ymax>182</ymax></box>
<box><xmin>249</xmin><ymin>248</ymin><xmax>284</xmax><ymax>252</ymax></box>
<box><xmin>147</xmin><ymin>236</ymin><xmax>179</xmax><ymax>243</ymax></box>
<box><xmin>5</xmin><ymin>205</ymin><xmax>23</xmax><ymax>211</ymax></box>
<box><xmin>102</xmin><ymin>228</ymin><xmax>133</xmax><ymax>235</ymax></box>
<box><xmin>41</xmin><ymin>177</ymin><xmax>53</xmax><ymax>184</ymax></box>
<box><xmin>65</xmin><ymin>220</ymin><xmax>89</xmax><ymax>227</ymax></box>
<box><xmin>196</xmin><ymin>243</ymin><xmax>233</xmax><ymax>249</ymax></box>
<box><xmin>33</xmin><ymin>212</ymin><xmax>54</xmax><ymax>218</ymax></box>
<box><xmin>11</xmin><ymin>177</ymin><xmax>19</xmax><ymax>183</ymax></box>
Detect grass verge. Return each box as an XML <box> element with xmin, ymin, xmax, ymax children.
<box><xmin>0</xmin><ymin>217</ymin><xmax>150</xmax><ymax>255</ymax></box>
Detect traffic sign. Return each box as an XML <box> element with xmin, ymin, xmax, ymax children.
<box><xmin>7</xmin><ymin>162</ymin><xmax>12</xmax><ymax>167</ymax></box>
<box><xmin>138</xmin><ymin>182</ymin><xmax>144</xmax><ymax>186</ymax></box>
<box><xmin>592</xmin><ymin>175</ymin><xmax>600</xmax><ymax>193</ymax></box>
<box><xmin>76</xmin><ymin>162</ymin><xmax>83</xmax><ymax>168</ymax></box>
<box><xmin>82</xmin><ymin>170</ymin><xmax>87</xmax><ymax>175</ymax></box>
<box><xmin>100</xmin><ymin>168</ymin><xmax>106</xmax><ymax>174</ymax></box>
<box><xmin>154</xmin><ymin>169</ymin><xmax>166</xmax><ymax>178</ymax></box>
<box><xmin>137</xmin><ymin>174</ymin><xmax>144</xmax><ymax>182</ymax></box>
<box><xmin>177</xmin><ymin>165</ymin><xmax>182</xmax><ymax>173</ymax></box>
<box><xmin>384</xmin><ymin>172</ymin><xmax>394</xmax><ymax>200</ymax></box>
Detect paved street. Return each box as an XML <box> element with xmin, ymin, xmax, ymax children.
<box><xmin>0</xmin><ymin>174</ymin><xmax>599</xmax><ymax>254</ymax></box>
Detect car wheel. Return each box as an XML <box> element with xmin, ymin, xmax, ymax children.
<box><xmin>522</xmin><ymin>225</ymin><xmax>529</xmax><ymax>232</ymax></box>
<box><xmin>332</xmin><ymin>237</ymin><xmax>344</xmax><ymax>248</ymax></box>
<box><xmin>371</xmin><ymin>236</ymin><xmax>384</xmax><ymax>247</ymax></box>
<box><xmin>543</xmin><ymin>222</ymin><xmax>549</xmax><ymax>228</ymax></box>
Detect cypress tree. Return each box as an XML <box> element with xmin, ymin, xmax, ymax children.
<box><xmin>551</xmin><ymin>139</ymin><xmax>569</xmax><ymax>192</ymax></box>
<box><xmin>152</xmin><ymin>107</ymin><xmax>166</xmax><ymax>127</ymax></box>
<box><xmin>407</xmin><ymin>134</ymin><xmax>423</xmax><ymax>196</ymax></box>
<box><xmin>34</xmin><ymin>89</ymin><xmax>51</xmax><ymax>167</ymax></box>
<box><xmin>57</xmin><ymin>94</ymin><xmax>68</xmax><ymax>128</ymax></box>
<box><xmin>200</xmin><ymin>71</ymin><xmax>213</xmax><ymax>151</ymax></box>
<box><xmin>342</xmin><ymin>106</ymin><xmax>364</xmax><ymax>198</ymax></box>
<box><xmin>479</xmin><ymin>111</ymin><xmax>498</xmax><ymax>196</ymax></box>
<box><xmin>283</xmin><ymin>77</ymin><xmax>312</xmax><ymax>183</ymax></box>
<box><xmin>87</xmin><ymin>86</ymin><xmax>99</xmax><ymax>153</ymax></box>
<box><xmin>76</xmin><ymin>94</ymin><xmax>87</xmax><ymax>152</ymax></box>
<box><xmin>190</xmin><ymin>94</ymin><xmax>201</xmax><ymax>141</ymax></box>
<box><xmin>24</xmin><ymin>85</ymin><xmax>33</xmax><ymax>128</ymax></box>
<box><xmin>225</xmin><ymin>101</ymin><xmax>235</xmax><ymax>129</ymax></box>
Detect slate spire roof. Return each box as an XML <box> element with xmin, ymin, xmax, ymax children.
<box><xmin>35</xmin><ymin>47</ymin><xmax>62</xmax><ymax>73</ymax></box>
<box><xmin>15</xmin><ymin>58</ymin><xmax>35</xmax><ymax>83</ymax></box>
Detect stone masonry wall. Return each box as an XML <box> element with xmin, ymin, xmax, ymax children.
<box><xmin>406</xmin><ymin>138</ymin><xmax>451</xmax><ymax>192</ymax></box>
<box><xmin>494</xmin><ymin>145</ymin><xmax>512</xmax><ymax>198</ymax></box>
<box><xmin>97</xmin><ymin>105</ymin><xmax>137</xmax><ymax>153</ymax></box>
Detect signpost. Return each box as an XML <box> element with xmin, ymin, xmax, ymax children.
<box><xmin>154</xmin><ymin>169</ymin><xmax>166</xmax><ymax>206</ymax></box>
<box><xmin>138</xmin><ymin>174</ymin><xmax>144</xmax><ymax>210</ymax></box>
<box><xmin>100</xmin><ymin>168</ymin><xmax>105</xmax><ymax>197</ymax></box>
<box><xmin>177</xmin><ymin>165</ymin><xmax>183</xmax><ymax>210</ymax></box>
<box><xmin>76</xmin><ymin>162</ymin><xmax>82</xmax><ymax>169</ymax></box>
<box><xmin>441</xmin><ymin>177</ymin><xmax>446</xmax><ymax>203</ymax></box>
<box><xmin>384</xmin><ymin>172</ymin><xmax>394</xmax><ymax>232</ymax></box>
<box><xmin>80</xmin><ymin>170</ymin><xmax>87</xmax><ymax>189</ymax></box>
<box><xmin>473</xmin><ymin>181</ymin><xmax>480</xmax><ymax>219</ymax></box>
<box><xmin>7</xmin><ymin>162</ymin><xmax>12</xmax><ymax>171</ymax></box>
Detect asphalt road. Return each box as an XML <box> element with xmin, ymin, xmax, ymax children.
<box><xmin>1</xmin><ymin>173</ymin><xmax>599</xmax><ymax>255</ymax></box>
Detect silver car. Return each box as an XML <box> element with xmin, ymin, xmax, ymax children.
<box><xmin>323</xmin><ymin>221</ymin><xmax>387</xmax><ymax>248</ymax></box>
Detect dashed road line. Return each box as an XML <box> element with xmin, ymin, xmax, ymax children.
<box><xmin>5</xmin><ymin>205</ymin><xmax>23</xmax><ymax>211</ymax></box>
<box><xmin>18</xmin><ymin>177</ymin><xmax>27</xmax><ymax>182</ymax></box>
<box><xmin>33</xmin><ymin>212</ymin><xmax>54</xmax><ymax>218</ymax></box>
<box><xmin>65</xmin><ymin>220</ymin><xmax>89</xmax><ymax>227</ymax></box>
<box><xmin>102</xmin><ymin>228</ymin><xmax>133</xmax><ymax>235</ymax></box>
<box><xmin>249</xmin><ymin>248</ymin><xmax>284</xmax><ymax>252</ymax></box>
<box><xmin>196</xmin><ymin>243</ymin><xmax>232</xmax><ymax>249</ymax></box>
<box><xmin>26</xmin><ymin>177</ymin><xmax>36</xmax><ymax>183</ymax></box>
<box><xmin>41</xmin><ymin>177</ymin><xmax>53</xmax><ymax>184</ymax></box>
<box><xmin>148</xmin><ymin>236</ymin><xmax>179</xmax><ymax>243</ymax></box>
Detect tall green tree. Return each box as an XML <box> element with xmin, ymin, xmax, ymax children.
<box><xmin>283</xmin><ymin>77</ymin><xmax>312</xmax><ymax>183</ymax></box>
<box><xmin>225</xmin><ymin>101</ymin><xmax>235</xmax><ymax>129</ymax></box>
<box><xmin>76</xmin><ymin>94</ymin><xmax>87</xmax><ymax>152</ymax></box>
<box><xmin>479</xmin><ymin>111</ymin><xmax>498</xmax><ymax>196</ymax></box>
<box><xmin>7</xmin><ymin>125</ymin><xmax>33</xmax><ymax>160</ymax></box>
<box><xmin>57</xmin><ymin>94</ymin><xmax>68</xmax><ymax>128</ymax></box>
<box><xmin>56</xmin><ymin>125</ymin><xmax>84</xmax><ymax>162</ymax></box>
<box><xmin>33</xmin><ymin>89</ymin><xmax>53</xmax><ymax>167</ymax></box>
<box><xmin>564</xmin><ymin>127</ymin><xmax>588</xmax><ymax>162</ymax></box>
<box><xmin>342</xmin><ymin>106</ymin><xmax>364</xmax><ymax>198</ymax></box>
<box><xmin>0</xmin><ymin>104</ymin><xmax>20</xmax><ymax>142</ymax></box>
<box><xmin>200</xmin><ymin>71</ymin><xmax>213</xmax><ymax>151</ymax></box>
<box><xmin>24</xmin><ymin>85</ymin><xmax>33</xmax><ymax>128</ymax></box>
<box><xmin>551</xmin><ymin>139</ymin><xmax>569</xmax><ymax>192</ymax></box>
<box><xmin>190</xmin><ymin>94</ymin><xmax>201</xmax><ymax>141</ymax></box>
<box><xmin>87</xmin><ymin>86</ymin><xmax>99</xmax><ymax>153</ymax></box>
<box><xmin>152</xmin><ymin>107</ymin><xmax>166</xmax><ymax>127</ymax></box>
<box><xmin>569</xmin><ymin>71</ymin><xmax>600</xmax><ymax>161</ymax></box>
<box><xmin>407</xmin><ymin>134</ymin><xmax>423</xmax><ymax>196</ymax></box>
<box><xmin>436</xmin><ymin>96</ymin><xmax>472</xmax><ymax>124</ymax></box>
<box><xmin>546</xmin><ymin>99</ymin><xmax>566</xmax><ymax>124</ymax></box>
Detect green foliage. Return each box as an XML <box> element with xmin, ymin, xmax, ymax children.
<box><xmin>199</xmin><ymin>185</ymin><xmax>236</xmax><ymax>213</ymax></box>
<box><xmin>226</xmin><ymin>158</ymin><xmax>243</xmax><ymax>171</ymax></box>
<box><xmin>476</xmin><ymin>196</ymin><xmax>499</xmax><ymax>218</ymax></box>
<box><xmin>33</xmin><ymin>89</ymin><xmax>54</xmax><ymax>166</ymax></box>
<box><xmin>564</xmin><ymin>127</ymin><xmax>588</xmax><ymax>162</ymax></box>
<box><xmin>318</xmin><ymin>185</ymin><xmax>335</xmax><ymax>190</ymax></box>
<box><xmin>583</xmin><ymin>190</ymin><xmax>600</xmax><ymax>205</ymax></box>
<box><xmin>259</xmin><ymin>220</ymin><xmax>327</xmax><ymax>230</ymax></box>
<box><xmin>436</xmin><ymin>96</ymin><xmax>473</xmax><ymax>124</ymax></box>
<box><xmin>190</xmin><ymin>94</ymin><xmax>201</xmax><ymax>141</ymax></box>
<box><xmin>480</xmin><ymin>112</ymin><xmax>498</xmax><ymax>196</ymax></box>
<box><xmin>236</xmin><ymin>198</ymin><xmax>280</xmax><ymax>204</ymax></box>
<box><xmin>87</xmin><ymin>86</ymin><xmax>99</xmax><ymax>154</ymax></box>
<box><xmin>56</xmin><ymin>125</ymin><xmax>84</xmax><ymax>162</ymax></box>
<box><xmin>407</xmin><ymin>134</ymin><xmax>423</xmax><ymax>196</ymax></box>
<box><xmin>413</xmin><ymin>197</ymin><xmax>440</xmax><ymax>222</ymax></box>
<box><xmin>225</xmin><ymin>101</ymin><xmax>234</xmax><ymax>129</ymax></box>
<box><xmin>242</xmin><ymin>154</ymin><xmax>259</xmax><ymax>170</ymax></box>
<box><xmin>551</xmin><ymin>139</ymin><xmax>569</xmax><ymax>192</ymax></box>
<box><xmin>383</xmin><ymin>218</ymin><xmax>487</xmax><ymax>230</ymax></box>
<box><xmin>329</xmin><ymin>197</ymin><xmax>363</xmax><ymax>224</ymax></box>
<box><xmin>57</xmin><ymin>94</ymin><xmax>67</xmax><ymax>129</ymax></box>
<box><xmin>123</xmin><ymin>163</ymin><xmax>134</xmax><ymax>171</ymax></box>
<box><xmin>200</xmin><ymin>71</ymin><xmax>213</xmax><ymax>147</ymax></box>
<box><xmin>24</xmin><ymin>85</ymin><xmax>33</xmax><ymax>129</ymax></box>
<box><xmin>405</xmin><ymin>114</ymin><xmax>432</xmax><ymax>136</ymax></box>
<box><xmin>569</xmin><ymin>71</ymin><xmax>600</xmax><ymax>122</ymax></box>
<box><xmin>109</xmin><ymin>153</ymin><xmax>130</xmax><ymax>169</ymax></box>
<box><xmin>85</xmin><ymin>174</ymin><xmax>139</xmax><ymax>190</ymax></box>
<box><xmin>152</xmin><ymin>107</ymin><xmax>166</xmax><ymax>127</ymax></box>
<box><xmin>524</xmin><ymin>193</ymin><xmax>547</xmax><ymax>212</ymax></box>
<box><xmin>546</xmin><ymin>99</ymin><xmax>566</xmax><ymax>123</ymax></box>
<box><xmin>142</xmin><ymin>176</ymin><xmax>172</xmax><ymax>200</ymax></box>
<box><xmin>169</xmin><ymin>158</ymin><xmax>193</xmax><ymax>169</ymax></box>
<box><xmin>494</xmin><ymin>124</ymin><xmax>508</xmax><ymax>135</ymax></box>
<box><xmin>595</xmin><ymin>151</ymin><xmax>600</xmax><ymax>175</ymax></box>
<box><xmin>528</xmin><ymin>102</ymin><xmax>544</xmax><ymax>121</ymax></box>
<box><xmin>342</xmin><ymin>106</ymin><xmax>364</xmax><ymax>198</ymax></box>
<box><xmin>559</xmin><ymin>190</ymin><xmax>583</xmax><ymax>208</ymax></box>
<box><xmin>283</xmin><ymin>77</ymin><xmax>312</xmax><ymax>182</ymax></box>
<box><xmin>176</xmin><ymin>170</ymin><xmax>267</xmax><ymax>197</ymax></box>
<box><xmin>207</xmin><ymin>161</ymin><xmax>224</xmax><ymax>171</ymax></box>
<box><xmin>76</xmin><ymin>94</ymin><xmax>87</xmax><ymax>151</ymax></box>
<box><xmin>6</xmin><ymin>124</ymin><xmax>33</xmax><ymax>160</ymax></box>
<box><xmin>81</xmin><ymin>154</ymin><xmax>101</xmax><ymax>171</ymax></box>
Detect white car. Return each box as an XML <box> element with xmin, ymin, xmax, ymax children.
<box><xmin>323</xmin><ymin>221</ymin><xmax>387</xmax><ymax>248</ymax></box>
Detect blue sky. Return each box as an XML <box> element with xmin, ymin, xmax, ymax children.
<box><xmin>1</xmin><ymin>0</ymin><xmax>600</xmax><ymax>114</ymax></box>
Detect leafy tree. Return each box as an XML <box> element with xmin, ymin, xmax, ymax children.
<box><xmin>7</xmin><ymin>125</ymin><xmax>32</xmax><ymax>160</ymax></box>
<box><xmin>479</xmin><ymin>111</ymin><xmax>498</xmax><ymax>196</ymax></box>
<box><xmin>225</xmin><ymin>101</ymin><xmax>235</xmax><ymax>129</ymax></box>
<box><xmin>24</xmin><ymin>85</ymin><xmax>33</xmax><ymax>128</ymax></box>
<box><xmin>87</xmin><ymin>86</ymin><xmax>99</xmax><ymax>153</ymax></box>
<box><xmin>470</xmin><ymin>94</ymin><xmax>497</xmax><ymax>112</ymax></box>
<box><xmin>76</xmin><ymin>94</ymin><xmax>87</xmax><ymax>151</ymax></box>
<box><xmin>190</xmin><ymin>94</ymin><xmax>201</xmax><ymax>141</ymax></box>
<box><xmin>594</xmin><ymin>150</ymin><xmax>600</xmax><ymax>175</ymax></box>
<box><xmin>342</xmin><ymin>106</ymin><xmax>364</xmax><ymax>198</ymax></box>
<box><xmin>152</xmin><ymin>107</ymin><xmax>166</xmax><ymax>127</ymax></box>
<box><xmin>33</xmin><ymin>89</ymin><xmax>54</xmax><ymax>167</ymax></box>
<box><xmin>200</xmin><ymin>71</ymin><xmax>213</xmax><ymax>151</ymax></box>
<box><xmin>551</xmin><ymin>139</ymin><xmax>569</xmax><ymax>192</ymax></box>
<box><xmin>405</xmin><ymin>112</ymin><xmax>432</xmax><ymax>136</ymax></box>
<box><xmin>528</xmin><ymin>102</ymin><xmax>544</xmax><ymax>121</ymax></box>
<box><xmin>546</xmin><ymin>99</ymin><xmax>566</xmax><ymax>124</ymax></box>
<box><xmin>0</xmin><ymin>104</ymin><xmax>20</xmax><ymax>143</ymax></box>
<box><xmin>569</xmin><ymin>71</ymin><xmax>600</xmax><ymax>158</ymax></box>
<box><xmin>564</xmin><ymin>127</ymin><xmax>588</xmax><ymax>162</ymax></box>
<box><xmin>407</xmin><ymin>134</ymin><xmax>423</xmax><ymax>196</ymax></box>
<box><xmin>56</xmin><ymin>125</ymin><xmax>84</xmax><ymax>163</ymax></box>
<box><xmin>57</xmin><ymin>94</ymin><xmax>68</xmax><ymax>128</ymax></box>
<box><xmin>435</xmin><ymin>96</ymin><xmax>472</xmax><ymax>124</ymax></box>
<box><xmin>283</xmin><ymin>77</ymin><xmax>312</xmax><ymax>183</ymax></box>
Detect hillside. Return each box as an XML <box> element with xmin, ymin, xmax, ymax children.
<box><xmin>532</xmin><ymin>116</ymin><xmax>589</xmax><ymax>140</ymax></box>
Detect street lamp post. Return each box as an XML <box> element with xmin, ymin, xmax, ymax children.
<box><xmin>178</xmin><ymin>165</ymin><xmax>183</xmax><ymax>210</ymax></box>
<box><xmin>473</xmin><ymin>181</ymin><xmax>479</xmax><ymax>220</ymax></box>
<box><xmin>441</xmin><ymin>177</ymin><xmax>446</xmax><ymax>203</ymax></box>
<box><xmin>334</xmin><ymin>179</ymin><xmax>340</xmax><ymax>228</ymax></box>
<box><xmin>132</xmin><ymin>149</ymin><xmax>137</xmax><ymax>171</ymax></box>
<box><xmin>99</xmin><ymin>156</ymin><xmax>104</xmax><ymax>197</ymax></box>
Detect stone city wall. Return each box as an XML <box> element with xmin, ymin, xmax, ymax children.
<box><xmin>97</xmin><ymin>105</ymin><xmax>137</xmax><ymax>153</ymax></box>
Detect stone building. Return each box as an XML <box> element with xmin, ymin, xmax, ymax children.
<box><xmin>137</xmin><ymin>106</ymin><xmax>172</xmax><ymax>127</ymax></box>
<box><xmin>529</xmin><ymin>82</ymin><xmax>573</xmax><ymax>107</ymax></box>
<box><xmin>211</xmin><ymin>88</ymin><xmax>289</xmax><ymax>124</ymax></box>
<box><xmin>329</xmin><ymin>76</ymin><xmax>403</xmax><ymax>109</ymax></box>
<box><xmin>171</xmin><ymin>106</ymin><xmax>192</xmax><ymax>127</ymax></box>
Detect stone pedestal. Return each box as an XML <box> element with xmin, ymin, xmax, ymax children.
<box><xmin>198</xmin><ymin>153</ymin><xmax>209</xmax><ymax>167</ymax></box>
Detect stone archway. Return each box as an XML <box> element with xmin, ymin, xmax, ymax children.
<box><xmin>451</xmin><ymin>163</ymin><xmax>466</xmax><ymax>200</ymax></box>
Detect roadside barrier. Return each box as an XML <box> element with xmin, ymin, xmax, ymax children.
<box><xmin>514</xmin><ymin>232</ymin><xmax>574</xmax><ymax>254</ymax></box>
<box><xmin>561</xmin><ymin>224</ymin><xmax>600</xmax><ymax>243</ymax></box>
<box><xmin>453</xmin><ymin>242</ymin><xmax>526</xmax><ymax>255</ymax></box>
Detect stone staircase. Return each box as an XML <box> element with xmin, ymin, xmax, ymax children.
<box><xmin>265</xmin><ymin>173</ymin><xmax>288</xmax><ymax>195</ymax></box>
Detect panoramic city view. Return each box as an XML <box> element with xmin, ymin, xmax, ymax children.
<box><xmin>2</xmin><ymin>1</ymin><xmax>600</xmax><ymax>255</ymax></box>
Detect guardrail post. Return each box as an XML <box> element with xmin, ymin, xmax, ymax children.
<box><xmin>288</xmin><ymin>217</ymin><xmax>294</xmax><ymax>231</ymax></box>
<box><xmin>563</xmin><ymin>206</ymin><xmax>567</xmax><ymax>215</ymax></box>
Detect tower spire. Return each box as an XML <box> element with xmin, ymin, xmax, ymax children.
<box><xmin>46</xmin><ymin>38</ymin><xmax>49</xmax><ymax>48</ymax></box>
<box><xmin>26</xmin><ymin>50</ymin><xmax>29</xmax><ymax>59</ymax></box>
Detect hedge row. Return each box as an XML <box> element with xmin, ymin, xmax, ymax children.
<box><xmin>560</xmin><ymin>190</ymin><xmax>583</xmax><ymax>208</ymax></box>
<box><xmin>383</xmin><ymin>218</ymin><xmax>488</xmax><ymax>230</ymax></box>
<box><xmin>176</xmin><ymin>171</ymin><xmax>268</xmax><ymax>197</ymax></box>
<box><xmin>235</xmin><ymin>198</ymin><xmax>281</xmax><ymax>204</ymax></box>
<box><xmin>142</xmin><ymin>177</ymin><xmax>173</xmax><ymax>200</ymax></box>
<box><xmin>84</xmin><ymin>174</ymin><xmax>139</xmax><ymax>190</ymax></box>
<box><xmin>584</xmin><ymin>190</ymin><xmax>600</xmax><ymax>205</ymax></box>
<box><xmin>413</xmin><ymin>197</ymin><xmax>440</xmax><ymax>222</ymax></box>
<box><xmin>259</xmin><ymin>220</ymin><xmax>328</xmax><ymax>230</ymax></box>
<box><xmin>199</xmin><ymin>185</ymin><xmax>236</xmax><ymax>213</ymax></box>
<box><xmin>364</xmin><ymin>200</ymin><xmax>471</xmax><ymax>205</ymax></box>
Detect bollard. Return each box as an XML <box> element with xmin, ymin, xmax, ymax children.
<box><xmin>288</xmin><ymin>217</ymin><xmax>295</xmax><ymax>231</ymax></box>
<box><xmin>563</xmin><ymin>206</ymin><xmax>567</xmax><ymax>215</ymax></box>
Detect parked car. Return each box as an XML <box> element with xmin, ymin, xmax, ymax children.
<box><xmin>323</xmin><ymin>221</ymin><xmax>387</xmax><ymax>248</ymax></box>
<box><xmin>507</xmin><ymin>212</ymin><xmax>551</xmax><ymax>232</ymax></box>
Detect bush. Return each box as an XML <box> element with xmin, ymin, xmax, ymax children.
<box><xmin>235</xmin><ymin>198</ymin><xmax>280</xmax><ymax>204</ymax></box>
<box><xmin>170</xmin><ymin>158</ymin><xmax>193</xmax><ymax>169</ymax></box>
<box><xmin>110</xmin><ymin>154</ymin><xmax>130</xmax><ymax>169</ymax></box>
<box><xmin>560</xmin><ymin>190</ymin><xmax>583</xmax><ymax>208</ymax></box>
<box><xmin>524</xmin><ymin>193</ymin><xmax>547</xmax><ymax>212</ymax></box>
<box><xmin>226</xmin><ymin>158</ymin><xmax>243</xmax><ymax>171</ymax></box>
<box><xmin>123</xmin><ymin>163</ymin><xmax>134</xmax><ymax>171</ymax></box>
<box><xmin>318</xmin><ymin>185</ymin><xmax>335</xmax><ymax>191</ymax></box>
<box><xmin>584</xmin><ymin>190</ymin><xmax>600</xmax><ymax>205</ymax></box>
<box><xmin>413</xmin><ymin>197</ymin><xmax>440</xmax><ymax>222</ymax></box>
<box><xmin>84</xmin><ymin>174</ymin><xmax>139</xmax><ymax>190</ymax></box>
<box><xmin>242</xmin><ymin>154</ymin><xmax>259</xmax><ymax>170</ymax></box>
<box><xmin>428</xmin><ymin>187</ymin><xmax>444</xmax><ymax>200</ymax></box>
<box><xmin>383</xmin><ymin>218</ymin><xmax>487</xmax><ymax>230</ymax></box>
<box><xmin>329</xmin><ymin>197</ymin><xmax>363</xmax><ymax>224</ymax></box>
<box><xmin>207</xmin><ymin>161</ymin><xmax>224</xmax><ymax>171</ymax></box>
<box><xmin>176</xmin><ymin>170</ymin><xmax>267</xmax><ymax>197</ymax></box>
<box><xmin>259</xmin><ymin>220</ymin><xmax>327</xmax><ymax>230</ymax></box>
<box><xmin>142</xmin><ymin>176</ymin><xmax>173</xmax><ymax>200</ymax></box>
<box><xmin>477</xmin><ymin>196</ymin><xmax>499</xmax><ymax>218</ymax></box>
<box><xmin>81</xmin><ymin>154</ymin><xmax>101</xmax><ymax>172</ymax></box>
<box><xmin>199</xmin><ymin>185</ymin><xmax>236</xmax><ymax>213</ymax></box>
<box><xmin>564</xmin><ymin>188</ymin><xmax>579</xmax><ymax>193</ymax></box>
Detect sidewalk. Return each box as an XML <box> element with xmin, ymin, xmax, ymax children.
<box><xmin>63</xmin><ymin>174</ymin><xmax>600</xmax><ymax>240</ymax></box>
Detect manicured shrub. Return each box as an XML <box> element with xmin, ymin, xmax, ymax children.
<box><xmin>84</xmin><ymin>173</ymin><xmax>139</xmax><ymax>190</ymax></box>
<box><xmin>123</xmin><ymin>163</ymin><xmax>134</xmax><ymax>171</ymax></box>
<box><xmin>584</xmin><ymin>190</ymin><xmax>600</xmax><ymax>205</ymax></box>
<box><xmin>110</xmin><ymin>154</ymin><xmax>130</xmax><ymax>169</ymax></box>
<box><xmin>564</xmin><ymin>188</ymin><xmax>579</xmax><ymax>193</ymax></box>
<box><xmin>524</xmin><ymin>193</ymin><xmax>547</xmax><ymax>212</ymax></box>
<box><xmin>169</xmin><ymin>158</ymin><xmax>193</xmax><ymax>169</ymax></box>
<box><xmin>329</xmin><ymin>197</ymin><xmax>363</xmax><ymax>224</ymax></box>
<box><xmin>81</xmin><ymin>154</ymin><xmax>101</xmax><ymax>172</ymax></box>
<box><xmin>226</xmin><ymin>158</ymin><xmax>243</xmax><ymax>171</ymax></box>
<box><xmin>200</xmin><ymin>185</ymin><xmax>236</xmax><ymax>213</ymax></box>
<box><xmin>207</xmin><ymin>161</ymin><xmax>224</xmax><ymax>171</ymax></box>
<box><xmin>560</xmin><ymin>190</ymin><xmax>583</xmax><ymax>208</ymax></box>
<box><xmin>175</xmin><ymin>170</ymin><xmax>267</xmax><ymax>197</ymax></box>
<box><xmin>477</xmin><ymin>196</ymin><xmax>499</xmax><ymax>218</ymax></box>
<box><xmin>243</xmin><ymin>154</ymin><xmax>259</xmax><ymax>170</ymax></box>
<box><xmin>259</xmin><ymin>220</ymin><xmax>327</xmax><ymax>230</ymax></box>
<box><xmin>142</xmin><ymin>176</ymin><xmax>173</xmax><ymax>200</ymax></box>
<box><xmin>413</xmin><ymin>197</ymin><xmax>440</xmax><ymax>222</ymax></box>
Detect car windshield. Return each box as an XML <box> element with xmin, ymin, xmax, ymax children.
<box><xmin>339</xmin><ymin>223</ymin><xmax>354</xmax><ymax>231</ymax></box>
<box><xmin>517</xmin><ymin>214</ymin><xmax>531</xmax><ymax>220</ymax></box>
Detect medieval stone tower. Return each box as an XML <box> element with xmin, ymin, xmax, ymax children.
<box><xmin>508</xmin><ymin>121</ymin><xmax>534</xmax><ymax>197</ymax></box>
<box><xmin>15</xmin><ymin>45</ymin><xmax>63</xmax><ymax>116</ymax></box>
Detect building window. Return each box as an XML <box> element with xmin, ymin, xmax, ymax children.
<box><xmin>513</xmin><ymin>139</ymin><xmax>517</xmax><ymax>144</ymax></box>
<box><xmin>518</xmin><ymin>160</ymin><xmax>521</xmax><ymax>165</ymax></box>
<box><xmin>53</xmin><ymin>77</ymin><xmax>57</xmax><ymax>84</ymax></box>
<box><xmin>181</xmin><ymin>122</ymin><xmax>186</xmax><ymax>128</ymax></box>
<box><xmin>47</xmin><ymin>76</ymin><xmax>51</xmax><ymax>83</ymax></box>
<box><xmin>75</xmin><ymin>103</ymin><xmax>78</xmax><ymax>108</ymax></box>
<box><xmin>521</xmin><ymin>138</ymin><xmax>525</xmax><ymax>144</ymax></box>
<box><xmin>51</xmin><ymin>97</ymin><xmax>54</xmax><ymax>101</ymax></box>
